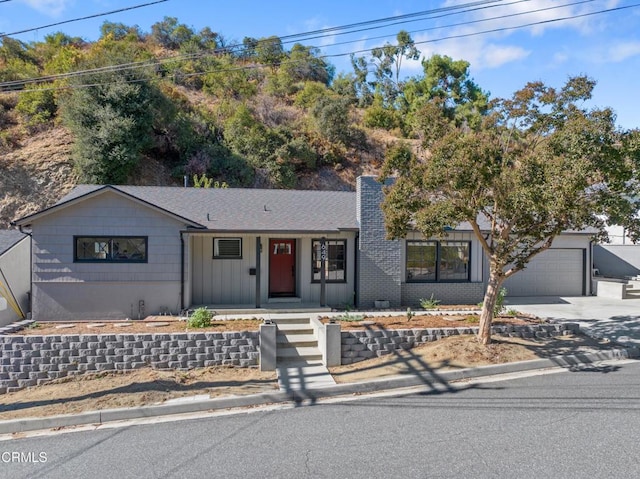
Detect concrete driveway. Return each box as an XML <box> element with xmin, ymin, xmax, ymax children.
<box><xmin>506</xmin><ymin>296</ymin><xmax>640</xmax><ymax>348</ymax></box>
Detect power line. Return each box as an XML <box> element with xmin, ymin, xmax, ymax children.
<box><xmin>0</xmin><ymin>0</ymin><xmax>169</xmax><ymax>38</ymax></box>
<box><xmin>1</xmin><ymin>1</ymin><xmax>637</xmax><ymax>93</ymax></box>
<box><xmin>0</xmin><ymin>0</ymin><xmax>521</xmax><ymax>89</ymax></box>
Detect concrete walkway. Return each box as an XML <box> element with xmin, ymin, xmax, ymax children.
<box><xmin>276</xmin><ymin>360</ymin><xmax>336</xmax><ymax>392</ymax></box>
<box><xmin>506</xmin><ymin>296</ymin><xmax>640</xmax><ymax>348</ymax></box>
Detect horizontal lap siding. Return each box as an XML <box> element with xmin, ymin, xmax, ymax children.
<box><xmin>29</xmin><ymin>192</ymin><xmax>187</xmax><ymax>320</ymax></box>
<box><xmin>32</xmin><ymin>192</ymin><xmax>185</xmax><ymax>284</ymax></box>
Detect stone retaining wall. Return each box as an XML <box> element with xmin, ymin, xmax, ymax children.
<box><xmin>0</xmin><ymin>327</ymin><xmax>260</xmax><ymax>394</ymax></box>
<box><xmin>340</xmin><ymin>323</ymin><xmax>579</xmax><ymax>364</ymax></box>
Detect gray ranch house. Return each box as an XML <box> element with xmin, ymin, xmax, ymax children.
<box><xmin>12</xmin><ymin>176</ymin><xmax>594</xmax><ymax>321</ymax></box>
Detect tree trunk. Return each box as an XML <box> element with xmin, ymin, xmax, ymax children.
<box><xmin>478</xmin><ymin>266</ymin><xmax>504</xmax><ymax>345</ymax></box>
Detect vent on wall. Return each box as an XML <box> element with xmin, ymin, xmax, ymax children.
<box><xmin>214</xmin><ymin>238</ymin><xmax>242</xmax><ymax>259</ymax></box>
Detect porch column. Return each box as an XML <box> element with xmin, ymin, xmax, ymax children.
<box><xmin>255</xmin><ymin>236</ymin><xmax>261</xmax><ymax>308</ymax></box>
<box><xmin>320</xmin><ymin>237</ymin><xmax>326</xmax><ymax>307</ymax></box>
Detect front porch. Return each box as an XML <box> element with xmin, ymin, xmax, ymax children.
<box><xmin>185</xmin><ymin>232</ymin><xmax>357</xmax><ymax>311</ymax></box>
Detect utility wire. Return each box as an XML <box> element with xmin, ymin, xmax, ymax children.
<box><xmin>0</xmin><ymin>0</ymin><xmax>522</xmax><ymax>88</ymax></box>
<box><xmin>0</xmin><ymin>0</ymin><xmax>168</xmax><ymax>38</ymax></box>
<box><xmin>1</xmin><ymin>1</ymin><xmax>637</xmax><ymax>93</ymax></box>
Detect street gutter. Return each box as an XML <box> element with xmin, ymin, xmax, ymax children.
<box><xmin>1</xmin><ymin>346</ymin><xmax>637</xmax><ymax>435</ymax></box>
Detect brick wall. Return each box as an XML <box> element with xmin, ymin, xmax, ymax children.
<box><xmin>401</xmin><ymin>282</ymin><xmax>486</xmax><ymax>306</ymax></box>
<box><xmin>356</xmin><ymin>176</ymin><xmax>402</xmax><ymax>308</ymax></box>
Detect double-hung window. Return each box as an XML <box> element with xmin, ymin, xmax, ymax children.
<box><xmin>406</xmin><ymin>241</ymin><xmax>470</xmax><ymax>282</ymax></box>
<box><xmin>312</xmin><ymin>239</ymin><xmax>346</xmax><ymax>283</ymax></box>
<box><xmin>74</xmin><ymin>236</ymin><xmax>147</xmax><ymax>263</ymax></box>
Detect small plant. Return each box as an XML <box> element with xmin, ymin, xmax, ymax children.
<box><xmin>478</xmin><ymin>287</ymin><xmax>508</xmax><ymax>316</ymax></box>
<box><xmin>465</xmin><ymin>315</ymin><xmax>480</xmax><ymax>323</ymax></box>
<box><xmin>419</xmin><ymin>294</ymin><xmax>441</xmax><ymax>310</ymax></box>
<box><xmin>494</xmin><ymin>287</ymin><xmax>507</xmax><ymax>316</ymax></box>
<box><xmin>406</xmin><ymin>307</ymin><xmax>414</xmax><ymax>322</ymax></box>
<box><xmin>26</xmin><ymin>321</ymin><xmax>40</xmax><ymax>330</ymax></box>
<box><xmin>506</xmin><ymin>308</ymin><xmax>519</xmax><ymax>317</ymax></box>
<box><xmin>335</xmin><ymin>310</ymin><xmax>365</xmax><ymax>322</ymax></box>
<box><xmin>187</xmin><ymin>307</ymin><xmax>212</xmax><ymax>328</ymax></box>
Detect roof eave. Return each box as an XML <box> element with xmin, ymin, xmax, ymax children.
<box><xmin>13</xmin><ymin>186</ymin><xmax>204</xmax><ymax>228</ymax></box>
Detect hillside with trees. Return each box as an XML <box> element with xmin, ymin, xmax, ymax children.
<box><xmin>3</xmin><ymin>16</ymin><xmax>640</xmax><ymax>336</ymax></box>
<box><xmin>0</xmin><ymin>18</ymin><xmax>488</xmax><ymax>227</ymax></box>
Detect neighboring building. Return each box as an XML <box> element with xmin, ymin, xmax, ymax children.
<box><xmin>12</xmin><ymin>177</ymin><xmax>594</xmax><ymax>321</ymax></box>
<box><xmin>0</xmin><ymin>230</ymin><xmax>30</xmax><ymax>326</ymax></box>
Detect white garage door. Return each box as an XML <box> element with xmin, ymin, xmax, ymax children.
<box><xmin>503</xmin><ymin>249</ymin><xmax>584</xmax><ymax>296</ymax></box>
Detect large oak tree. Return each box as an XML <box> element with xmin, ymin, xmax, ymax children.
<box><xmin>381</xmin><ymin>76</ymin><xmax>640</xmax><ymax>344</ymax></box>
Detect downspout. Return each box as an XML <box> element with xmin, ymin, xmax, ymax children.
<box><xmin>354</xmin><ymin>232</ymin><xmax>359</xmax><ymax>309</ymax></box>
<box><xmin>588</xmin><ymin>239</ymin><xmax>594</xmax><ymax>296</ymax></box>
<box><xmin>180</xmin><ymin>231</ymin><xmax>185</xmax><ymax>312</ymax></box>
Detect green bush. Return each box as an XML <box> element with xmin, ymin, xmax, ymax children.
<box><xmin>187</xmin><ymin>307</ymin><xmax>212</xmax><ymax>328</ymax></box>
<box><xmin>419</xmin><ymin>294</ymin><xmax>441</xmax><ymax>309</ymax></box>
<box><xmin>16</xmin><ymin>87</ymin><xmax>57</xmax><ymax>126</ymax></box>
<box><xmin>363</xmin><ymin>103</ymin><xmax>399</xmax><ymax>130</ymax></box>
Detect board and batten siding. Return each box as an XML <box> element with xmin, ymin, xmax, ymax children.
<box><xmin>189</xmin><ymin>232</ymin><xmax>356</xmax><ymax>306</ymax></box>
<box><xmin>30</xmin><ymin>191</ymin><xmax>188</xmax><ymax>320</ymax></box>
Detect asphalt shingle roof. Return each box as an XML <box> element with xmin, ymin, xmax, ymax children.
<box><xmin>0</xmin><ymin>230</ymin><xmax>27</xmax><ymax>255</ymax></box>
<box><xmin>57</xmin><ymin>185</ymin><xmax>358</xmax><ymax>232</ymax></box>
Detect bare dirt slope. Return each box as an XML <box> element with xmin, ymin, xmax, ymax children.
<box><xmin>0</xmin><ymin>126</ymin><xmax>77</xmax><ymax>228</ymax></box>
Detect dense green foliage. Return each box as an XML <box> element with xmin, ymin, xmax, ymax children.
<box><xmin>0</xmin><ymin>25</ymin><xmax>443</xmax><ymax>186</ymax></box>
<box><xmin>381</xmin><ymin>76</ymin><xmax>640</xmax><ymax>344</ymax></box>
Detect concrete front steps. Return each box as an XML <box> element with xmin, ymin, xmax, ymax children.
<box><xmin>625</xmin><ymin>280</ymin><xmax>640</xmax><ymax>299</ymax></box>
<box><xmin>272</xmin><ymin>317</ymin><xmax>337</xmax><ymax>391</ymax></box>
<box><xmin>273</xmin><ymin>317</ymin><xmax>322</xmax><ymax>363</ymax></box>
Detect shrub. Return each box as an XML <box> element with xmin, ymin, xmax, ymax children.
<box><xmin>478</xmin><ymin>287</ymin><xmax>508</xmax><ymax>316</ymax></box>
<box><xmin>363</xmin><ymin>103</ymin><xmax>399</xmax><ymax>130</ymax></box>
<box><xmin>419</xmin><ymin>294</ymin><xmax>441</xmax><ymax>310</ymax></box>
<box><xmin>187</xmin><ymin>307</ymin><xmax>212</xmax><ymax>328</ymax></box>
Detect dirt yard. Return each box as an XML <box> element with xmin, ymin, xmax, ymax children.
<box><xmin>16</xmin><ymin>312</ymin><xmax>530</xmax><ymax>335</ymax></box>
<box><xmin>0</xmin><ymin>315</ymin><xmax>613</xmax><ymax>420</ymax></box>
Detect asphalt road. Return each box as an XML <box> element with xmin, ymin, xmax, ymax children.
<box><xmin>2</xmin><ymin>361</ymin><xmax>640</xmax><ymax>479</ymax></box>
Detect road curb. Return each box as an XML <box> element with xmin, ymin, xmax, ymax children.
<box><xmin>1</xmin><ymin>347</ymin><xmax>637</xmax><ymax>435</ymax></box>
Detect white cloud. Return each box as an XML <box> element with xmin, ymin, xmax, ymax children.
<box><xmin>608</xmin><ymin>41</ymin><xmax>640</xmax><ymax>62</ymax></box>
<box><xmin>413</xmin><ymin>31</ymin><xmax>528</xmax><ymax>71</ymax></box>
<box><xmin>21</xmin><ymin>0</ymin><xmax>75</xmax><ymax>17</ymax></box>
<box><xmin>482</xmin><ymin>44</ymin><xmax>530</xmax><ymax>68</ymax></box>
<box><xmin>442</xmin><ymin>0</ymin><xmax>621</xmax><ymax>37</ymax></box>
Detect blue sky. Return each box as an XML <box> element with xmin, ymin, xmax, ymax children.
<box><xmin>3</xmin><ymin>0</ymin><xmax>640</xmax><ymax>129</ymax></box>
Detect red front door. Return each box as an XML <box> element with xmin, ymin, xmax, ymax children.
<box><xmin>269</xmin><ymin>239</ymin><xmax>296</xmax><ymax>297</ymax></box>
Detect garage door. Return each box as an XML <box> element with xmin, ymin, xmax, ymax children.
<box><xmin>503</xmin><ymin>249</ymin><xmax>584</xmax><ymax>296</ymax></box>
